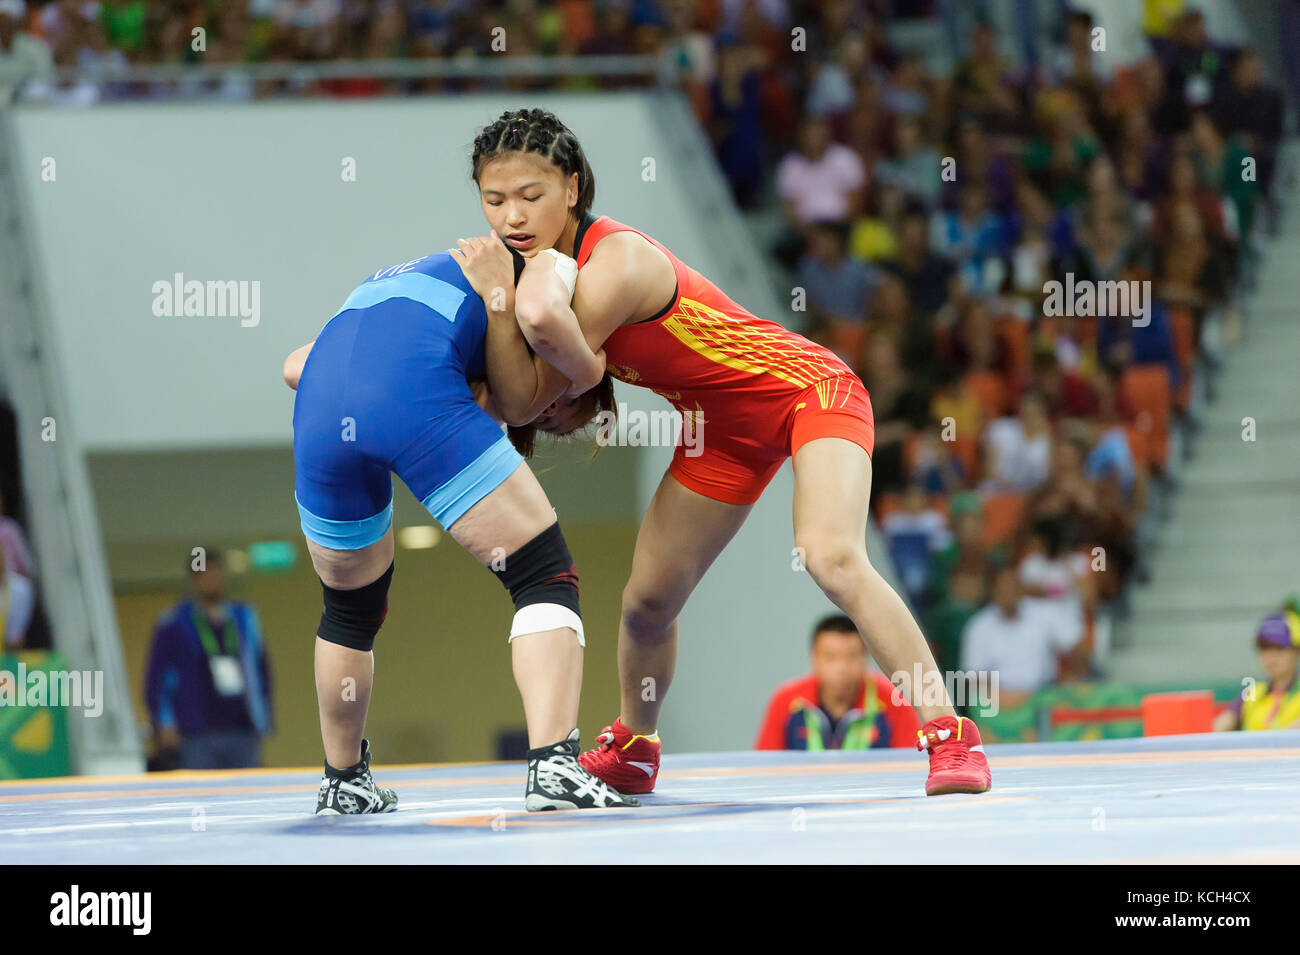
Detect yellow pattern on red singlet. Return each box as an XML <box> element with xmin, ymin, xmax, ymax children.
<box><xmin>659</xmin><ymin>296</ymin><xmax>843</xmax><ymax>391</ymax></box>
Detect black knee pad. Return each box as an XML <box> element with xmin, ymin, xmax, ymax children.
<box><xmin>492</xmin><ymin>522</ymin><xmax>581</xmax><ymax>616</ymax></box>
<box><xmin>318</xmin><ymin>562</ymin><xmax>393</xmax><ymax>652</ymax></box>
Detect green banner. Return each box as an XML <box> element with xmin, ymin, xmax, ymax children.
<box><xmin>0</xmin><ymin>652</ymin><xmax>74</xmax><ymax>779</ymax></box>
<box><xmin>974</xmin><ymin>680</ymin><xmax>1244</xmax><ymax>743</ymax></box>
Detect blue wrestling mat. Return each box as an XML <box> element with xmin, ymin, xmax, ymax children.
<box><xmin>3</xmin><ymin>732</ymin><xmax>1297</xmax><ymax>865</ymax></box>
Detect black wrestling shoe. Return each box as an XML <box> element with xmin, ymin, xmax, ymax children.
<box><xmin>315</xmin><ymin>738</ymin><xmax>399</xmax><ymax>815</ymax></box>
<box><xmin>524</xmin><ymin>729</ymin><xmax>641</xmax><ymax>811</ymax></box>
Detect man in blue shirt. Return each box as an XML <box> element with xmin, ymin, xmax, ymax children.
<box><xmin>144</xmin><ymin>548</ymin><xmax>273</xmax><ymax>770</ymax></box>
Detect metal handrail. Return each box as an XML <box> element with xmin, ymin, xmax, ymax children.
<box><xmin>0</xmin><ymin>106</ymin><xmax>142</xmax><ymax>773</ymax></box>
<box><xmin>46</xmin><ymin>53</ymin><xmax>660</xmax><ymax>86</ymax></box>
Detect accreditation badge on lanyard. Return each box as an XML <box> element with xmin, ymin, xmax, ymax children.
<box><xmin>194</xmin><ymin>608</ymin><xmax>246</xmax><ymax>697</ymax></box>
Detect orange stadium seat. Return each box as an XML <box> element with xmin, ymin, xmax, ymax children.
<box><xmin>962</xmin><ymin>370</ymin><xmax>1010</xmax><ymax>420</ymax></box>
<box><xmin>1120</xmin><ymin>365</ymin><xmax>1171</xmax><ymax>469</ymax></box>
<box><xmin>979</xmin><ymin>492</ymin><xmax>1026</xmax><ymax>549</ymax></box>
<box><xmin>826</xmin><ymin>320</ymin><xmax>866</xmax><ymax>371</ymax></box>
<box><xmin>951</xmin><ymin>434</ymin><xmax>980</xmax><ymax>480</ymax></box>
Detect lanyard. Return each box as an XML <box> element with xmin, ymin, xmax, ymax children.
<box><xmin>1262</xmin><ymin>681</ymin><xmax>1300</xmax><ymax>730</ymax></box>
<box><xmin>192</xmin><ymin>607</ymin><xmax>239</xmax><ymax>658</ymax></box>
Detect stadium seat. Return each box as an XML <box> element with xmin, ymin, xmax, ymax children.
<box><xmin>962</xmin><ymin>370</ymin><xmax>1010</xmax><ymax>420</ymax></box>
<box><xmin>1119</xmin><ymin>365</ymin><xmax>1171</xmax><ymax>469</ymax></box>
<box><xmin>979</xmin><ymin>492</ymin><xmax>1025</xmax><ymax>549</ymax></box>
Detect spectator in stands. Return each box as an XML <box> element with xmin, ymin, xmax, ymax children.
<box><xmin>924</xmin><ymin>493</ymin><xmax>992</xmax><ymax>672</ymax></box>
<box><xmin>881</xmin><ymin>50</ymin><xmax>928</xmax><ymax>117</ymax></box>
<box><xmin>708</xmin><ymin>38</ymin><xmax>765</xmax><ymax>209</ymax></box>
<box><xmin>908</xmin><ymin>428</ymin><xmax>966</xmax><ymax>495</ymax></box>
<box><xmin>0</xmin><ymin>542</ymin><xmax>33</xmax><ymax>649</ymax></box>
<box><xmin>944</xmin><ymin>114</ymin><xmax>1018</xmax><ymax>214</ymax></box>
<box><xmin>929</xmin><ymin>361</ymin><xmax>983</xmax><ymax>447</ymax></box>
<box><xmin>872</xmin><ymin>273</ymin><xmax>939</xmax><ymax>388</ymax></box>
<box><xmin>774</xmin><ymin>114</ymin><xmax>866</xmax><ymax>267</ymax></box>
<box><xmin>1079</xmin><ymin>154</ymin><xmax>1135</xmax><ymax>235</ymax></box>
<box><xmin>1161</xmin><ymin>7</ymin><xmax>1229</xmax><ymax>108</ymax></box>
<box><xmin>657</xmin><ymin>0</ymin><xmax>715</xmax><ymax>107</ymax></box>
<box><xmin>1025</xmin><ymin>349</ymin><xmax>1097</xmax><ymax>421</ymax></box>
<box><xmin>272</xmin><ymin>0</ymin><xmax>342</xmax><ymax>62</ymax></box>
<box><xmin>942</xmin><ymin>296</ymin><xmax>1012</xmax><ymax>386</ymax></box>
<box><xmin>885</xmin><ymin>203</ymin><xmax>953</xmax><ymax>317</ymax></box>
<box><xmin>100</xmin><ymin>0</ymin><xmax>147</xmax><ymax>60</ymax></box>
<box><xmin>1113</xmin><ymin>104</ymin><xmax>1165</xmax><ymax>202</ymax></box>
<box><xmin>847</xmin><ymin>180</ymin><xmax>902</xmax><ymax>263</ymax></box>
<box><xmin>983</xmin><ymin>390</ymin><xmax>1053</xmax><ymax>492</ymax></box>
<box><xmin>1189</xmin><ymin>109</ymin><xmax>1256</xmax><ymax>243</ymax></box>
<box><xmin>1162</xmin><ymin>192</ymin><xmax>1229</xmax><ymax>300</ymax></box>
<box><xmin>1065</xmin><ymin>206</ymin><xmax>1137</xmax><ymax>297</ymax></box>
<box><xmin>1006</xmin><ymin>182</ymin><xmax>1064</xmax><ymax>313</ymax></box>
<box><xmin>804</xmin><ymin>28</ymin><xmax>867</xmax><ymax>120</ymax></box>
<box><xmin>1029</xmin><ymin>427</ymin><xmax>1100</xmax><ymax>532</ymax></box>
<box><xmin>1053</xmin><ymin>8</ymin><xmax>1112</xmax><ymax>104</ymax></box>
<box><xmin>1214</xmin><ymin>612</ymin><xmax>1300</xmax><ymax>732</ymax></box>
<box><xmin>860</xmin><ymin>330</ymin><xmax>929</xmax><ymax>495</ymax></box>
<box><xmin>960</xmin><ymin>563</ymin><xmax>1086</xmax><ymax>704</ymax></box>
<box><xmin>797</xmin><ymin>220</ymin><xmax>876</xmax><ymax>342</ymax></box>
<box><xmin>144</xmin><ymin>548</ymin><xmax>274</xmax><ymax>770</ymax></box>
<box><xmin>1209</xmin><ymin>47</ymin><xmax>1282</xmax><ymax>207</ymax></box>
<box><xmin>1153</xmin><ymin>150</ymin><xmax>1227</xmax><ymax>243</ymax></box>
<box><xmin>930</xmin><ymin>182</ymin><xmax>1007</xmax><ymax>297</ymax></box>
<box><xmin>1024</xmin><ymin>92</ymin><xmax>1101</xmax><ymax>209</ymax></box>
<box><xmin>0</xmin><ymin>490</ymin><xmax>34</xmax><ymax>581</ymax></box>
<box><xmin>952</xmin><ymin>20</ymin><xmax>1018</xmax><ymax>132</ymax></box>
<box><xmin>755</xmin><ymin>614</ymin><xmax>920</xmax><ymax>750</ymax></box>
<box><xmin>873</xmin><ymin>114</ymin><xmax>940</xmax><ymax>208</ymax></box>
<box><xmin>882</xmin><ymin>480</ymin><xmax>952</xmax><ymax>608</ymax></box>
<box><xmin>1016</xmin><ymin>514</ymin><xmax>1093</xmax><ymax>664</ymax></box>
<box><xmin>0</xmin><ymin>0</ymin><xmax>53</xmax><ymax>99</ymax></box>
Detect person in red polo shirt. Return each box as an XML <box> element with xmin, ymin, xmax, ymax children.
<box><xmin>756</xmin><ymin>615</ymin><xmax>922</xmax><ymax>751</ymax></box>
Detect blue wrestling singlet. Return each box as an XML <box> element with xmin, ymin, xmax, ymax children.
<box><xmin>292</xmin><ymin>250</ymin><xmax>524</xmax><ymax>549</ymax></box>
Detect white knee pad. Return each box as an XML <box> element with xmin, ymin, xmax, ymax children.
<box><xmin>508</xmin><ymin>603</ymin><xmax>586</xmax><ymax>647</ymax></box>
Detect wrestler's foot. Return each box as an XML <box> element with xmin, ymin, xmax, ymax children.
<box><xmin>578</xmin><ymin>717</ymin><xmax>661</xmax><ymax>795</ymax></box>
<box><xmin>315</xmin><ymin>738</ymin><xmax>399</xmax><ymax>814</ymax></box>
<box><xmin>917</xmin><ymin>715</ymin><xmax>991</xmax><ymax>795</ymax></box>
<box><xmin>525</xmin><ymin>729</ymin><xmax>641</xmax><ymax>810</ymax></box>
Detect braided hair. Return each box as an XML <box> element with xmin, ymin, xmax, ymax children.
<box><xmin>471</xmin><ymin>108</ymin><xmax>612</xmax><ymax>458</ymax></box>
<box><xmin>470</xmin><ymin>108</ymin><xmax>596</xmax><ymax>221</ymax></box>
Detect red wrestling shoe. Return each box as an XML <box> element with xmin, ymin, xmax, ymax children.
<box><xmin>916</xmin><ymin>715</ymin><xmax>992</xmax><ymax>795</ymax></box>
<box><xmin>577</xmin><ymin>718</ymin><xmax>661</xmax><ymax>795</ymax></box>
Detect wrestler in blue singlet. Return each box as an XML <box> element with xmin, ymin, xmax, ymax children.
<box><xmin>293</xmin><ymin>249</ymin><xmax>524</xmax><ymax>549</ymax></box>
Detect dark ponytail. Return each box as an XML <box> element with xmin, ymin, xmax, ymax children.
<box><xmin>507</xmin><ymin>373</ymin><xmax>617</xmax><ymax>459</ymax></box>
<box><xmin>470</xmin><ymin>107</ymin><xmax>596</xmax><ymax>220</ymax></box>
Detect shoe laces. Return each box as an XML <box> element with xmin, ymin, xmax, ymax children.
<box><xmin>917</xmin><ymin>721</ymin><xmax>962</xmax><ymax>753</ymax></box>
<box><xmin>593</xmin><ymin>725</ymin><xmax>617</xmax><ymax>751</ymax></box>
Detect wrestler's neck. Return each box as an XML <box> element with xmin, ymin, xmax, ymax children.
<box><xmin>555</xmin><ymin>215</ymin><xmax>581</xmax><ymax>259</ymax></box>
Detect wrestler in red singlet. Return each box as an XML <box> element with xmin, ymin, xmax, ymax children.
<box><xmin>573</xmin><ymin>213</ymin><xmax>875</xmax><ymax>505</ymax></box>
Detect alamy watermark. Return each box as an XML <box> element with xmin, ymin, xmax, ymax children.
<box><xmin>593</xmin><ymin>401</ymin><xmax>704</xmax><ymax>456</ymax></box>
<box><xmin>0</xmin><ymin>664</ymin><xmax>104</xmax><ymax>717</ymax></box>
<box><xmin>151</xmin><ymin>273</ymin><xmax>261</xmax><ymax>327</ymax></box>
<box><xmin>1042</xmin><ymin>273</ymin><xmax>1151</xmax><ymax>327</ymax></box>
<box><xmin>890</xmin><ymin>665</ymin><xmax>1001</xmax><ymax>717</ymax></box>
